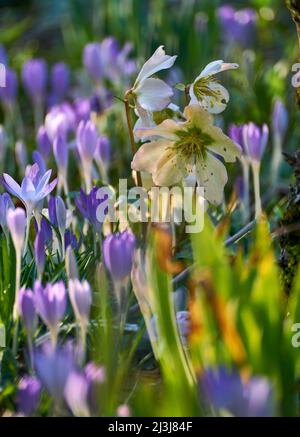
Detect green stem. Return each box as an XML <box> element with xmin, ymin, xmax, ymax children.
<box><xmin>251</xmin><ymin>160</ymin><xmax>262</xmax><ymax>219</ymax></box>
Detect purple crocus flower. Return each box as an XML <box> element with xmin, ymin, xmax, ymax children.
<box><xmin>218</xmin><ymin>5</ymin><xmax>257</xmax><ymax>46</ymax></box>
<box><xmin>34</xmin><ymin>280</ymin><xmax>67</xmax><ymax>343</ymax></box>
<box><xmin>95</xmin><ymin>136</ymin><xmax>111</xmax><ymax>167</ymax></box>
<box><xmin>50</xmin><ymin>62</ymin><xmax>70</xmax><ymax>102</ymax></box>
<box><xmin>37</xmin><ymin>125</ymin><xmax>52</xmax><ymax>160</ymax></box>
<box><xmin>242</xmin><ymin>123</ymin><xmax>269</xmax><ymax>162</ymax></box>
<box><xmin>74</xmin><ymin>98</ymin><xmax>91</xmax><ymax>123</ymax></box>
<box><xmin>76</xmin><ymin>121</ymin><xmax>98</xmax><ymax>189</ymax></box>
<box><xmin>6</xmin><ymin>207</ymin><xmax>26</xmax><ymax>254</ymax></box>
<box><xmin>32</xmin><ymin>151</ymin><xmax>46</xmax><ymax>176</ymax></box>
<box><xmin>45</xmin><ymin>102</ymin><xmax>76</xmax><ymax>141</ymax></box>
<box><xmin>22</xmin><ymin>59</ymin><xmax>47</xmax><ymax>103</ymax></box>
<box><xmin>84</xmin><ymin>362</ymin><xmax>105</xmax><ymax>415</ymax></box>
<box><xmin>75</xmin><ymin>186</ymin><xmax>107</xmax><ymax>233</ymax></box>
<box><xmin>103</xmin><ymin>231</ymin><xmax>136</xmax><ymax>281</ymax></box>
<box><xmin>272</xmin><ymin>99</ymin><xmax>288</xmax><ymax>141</ymax></box>
<box><xmin>83</xmin><ymin>43</ymin><xmax>103</xmax><ymax>81</ymax></box>
<box><xmin>34</xmin><ymin>230</ymin><xmax>45</xmax><ymax>279</ymax></box>
<box><xmin>64</xmin><ymin>371</ymin><xmax>90</xmax><ymax>416</ymax></box>
<box><xmin>0</xmin><ymin>68</ymin><xmax>17</xmax><ymax>107</ymax></box>
<box><xmin>68</xmin><ymin>279</ymin><xmax>92</xmax><ymax>328</ymax></box>
<box><xmin>34</xmin><ymin>341</ymin><xmax>76</xmax><ymax>402</ymax></box>
<box><xmin>228</xmin><ymin>124</ymin><xmax>245</xmax><ymax>154</ymax></box>
<box><xmin>17</xmin><ymin>376</ymin><xmax>41</xmax><ymax>416</ymax></box>
<box><xmin>0</xmin><ymin>45</ymin><xmax>7</xmax><ymax>65</ymax></box>
<box><xmin>0</xmin><ymin>192</ymin><xmax>14</xmax><ymax>233</ymax></box>
<box><xmin>19</xmin><ymin>287</ymin><xmax>37</xmax><ymax>337</ymax></box>
<box><xmin>3</xmin><ymin>163</ymin><xmax>57</xmax><ymax>217</ymax></box>
<box><xmin>200</xmin><ymin>367</ymin><xmax>274</xmax><ymax>417</ymax></box>
<box><xmin>64</xmin><ymin>229</ymin><xmax>81</xmax><ymax>251</ymax></box>
<box><xmin>15</xmin><ymin>140</ymin><xmax>28</xmax><ymax>173</ymax></box>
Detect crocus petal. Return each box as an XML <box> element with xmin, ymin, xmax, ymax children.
<box><xmin>199</xmin><ymin>60</ymin><xmax>239</xmax><ymax>78</ymax></box>
<box><xmin>134</xmin><ymin>46</ymin><xmax>177</xmax><ymax>86</ymax></box>
<box><xmin>41</xmin><ymin>178</ymin><xmax>57</xmax><ymax>198</ymax></box>
<box><xmin>136</xmin><ymin>78</ymin><xmax>173</xmax><ymax>111</ymax></box>
<box><xmin>36</xmin><ymin>169</ymin><xmax>52</xmax><ymax>194</ymax></box>
<box><xmin>131</xmin><ymin>140</ymin><xmax>170</xmax><ymax>174</ymax></box>
<box><xmin>195</xmin><ymin>153</ymin><xmax>228</xmax><ymax>205</ymax></box>
<box><xmin>2</xmin><ymin>173</ymin><xmax>22</xmax><ymax>197</ymax></box>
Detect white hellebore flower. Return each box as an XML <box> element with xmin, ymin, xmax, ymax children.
<box><xmin>132</xmin><ymin>105</ymin><xmax>241</xmax><ymax>205</ymax></box>
<box><xmin>131</xmin><ymin>46</ymin><xmax>177</xmax><ymax>112</ymax></box>
<box><xmin>189</xmin><ymin>60</ymin><xmax>239</xmax><ymax>114</ymax></box>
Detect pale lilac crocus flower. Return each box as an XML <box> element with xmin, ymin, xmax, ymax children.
<box><xmin>76</xmin><ymin>120</ymin><xmax>98</xmax><ymax>192</ymax></box>
<box><xmin>6</xmin><ymin>208</ymin><xmax>26</xmax><ymax>322</ymax></box>
<box><xmin>17</xmin><ymin>376</ymin><xmax>41</xmax><ymax>416</ymax></box>
<box><xmin>3</xmin><ymin>163</ymin><xmax>57</xmax><ymax>253</ymax></box>
<box><xmin>34</xmin><ymin>280</ymin><xmax>67</xmax><ymax>346</ymax></box>
<box><xmin>271</xmin><ymin>99</ymin><xmax>288</xmax><ymax>187</ymax></box>
<box><xmin>243</xmin><ymin>122</ymin><xmax>269</xmax><ymax>218</ymax></box>
<box><xmin>0</xmin><ymin>192</ymin><xmax>14</xmax><ymax>239</ymax></box>
<box><xmin>68</xmin><ymin>279</ymin><xmax>92</xmax><ymax>352</ymax></box>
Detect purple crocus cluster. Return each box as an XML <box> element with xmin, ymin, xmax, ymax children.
<box><xmin>218</xmin><ymin>5</ymin><xmax>257</xmax><ymax>46</ymax></box>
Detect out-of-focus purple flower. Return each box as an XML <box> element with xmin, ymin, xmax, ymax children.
<box><xmin>218</xmin><ymin>5</ymin><xmax>257</xmax><ymax>46</ymax></box>
<box><xmin>74</xmin><ymin>98</ymin><xmax>91</xmax><ymax>123</ymax></box>
<box><xmin>0</xmin><ymin>125</ymin><xmax>6</xmax><ymax>159</ymax></box>
<box><xmin>48</xmin><ymin>196</ymin><xmax>57</xmax><ymax>227</ymax></box>
<box><xmin>19</xmin><ymin>287</ymin><xmax>37</xmax><ymax>337</ymax></box>
<box><xmin>76</xmin><ymin>120</ymin><xmax>98</xmax><ymax>165</ymax></box>
<box><xmin>84</xmin><ymin>362</ymin><xmax>105</xmax><ymax>415</ymax></box>
<box><xmin>22</xmin><ymin>59</ymin><xmax>47</xmax><ymax>103</ymax></box>
<box><xmin>68</xmin><ymin>279</ymin><xmax>92</xmax><ymax>328</ymax></box>
<box><xmin>6</xmin><ymin>207</ymin><xmax>26</xmax><ymax>254</ymax></box>
<box><xmin>15</xmin><ymin>140</ymin><xmax>28</xmax><ymax>173</ymax></box>
<box><xmin>235</xmin><ymin>175</ymin><xmax>244</xmax><ymax>203</ymax></box>
<box><xmin>83</xmin><ymin>43</ymin><xmax>103</xmax><ymax>81</ymax></box>
<box><xmin>32</xmin><ymin>151</ymin><xmax>46</xmax><ymax>176</ymax></box>
<box><xmin>34</xmin><ymin>280</ymin><xmax>67</xmax><ymax>340</ymax></box>
<box><xmin>64</xmin><ymin>229</ymin><xmax>81</xmax><ymax>251</ymax></box>
<box><xmin>34</xmin><ymin>230</ymin><xmax>45</xmax><ymax>278</ymax></box>
<box><xmin>45</xmin><ymin>102</ymin><xmax>76</xmax><ymax>141</ymax></box>
<box><xmin>0</xmin><ymin>68</ymin><xmax>17</xmax><ymax>106</ymax></box>
<box><xmin>0</xmin><ymin>45</ymin><xmax>7</xmax><ymax>65</ymax></box>
<box><xmin>34</xmin><ymin>341</ymin><xmax>76</xmax><ymax>402</ymax></box>
<box><xmin>200</xmin><ymin>367</ymin><xmax>274</xmax><ymax>417</ymax></box>
<box><xmin>75</xmin><ymin>186</ymin><xmax>107</xmax><ymax>233</ymax></box>
<box><xmin>272</xmin><ymin>99</ymin><xmax>288</xmax><ymax>141</ymax></box>
<box><xmin>40</xmin><ymin>216</ymin><xmax>52</xmax><ymax>243</ymax></box>
<box><xmin>0</xmin><ymin>192</ymin><xmax>14</xmax><ymax>233</ymax></box>
<box><xmin>50</xmin><ymin>62</ymin><xmax>70</xmax><ymax>102</ymax></box>
<box><xmin>94</xmin><ymin>136</ymin><xmax>111</xmax><ymax>167</ymax></box>
<box><xmin>55</xmin><ymin>196</ymin><xmax>66</xmax><ymax>235</ymax></box>
<box><xmin>53</xmin><ymin>135</ymin><xmax>68</xmax><ymax>174</ymax></box>
<box><xmin>103</xmin><ymin>231</ymin><xmax>136</xmax><ymax>281</ymax></box>
<box><xmin>3</xmin><ymin>163</ymin><xmax>57</xmax><ymax>216</ymax></box>
<box><xmin>64</xmin><ymin>371</ymin><xmax>90</xmax><ymax>416</ymax></box>
<box><xmin>117</xmin><ymin>404</ymin><xmax>131</xmax><ymax>417</ymax></box>
<box><xmin>17</xmin><ymin>376</ymin><xmax>41</xmax><ymax>416</ymax></box>
<box><xmin>228</xmin><ymin>124</ymin><xmax>245</xmax><ymax>154</ymax></box>
<box><xmin>37</xmin><ymin>125</ymin><xmax>52</xmax><ymax>160</ymax></box>
<box><xmin>242</xmin><ymin>123</ymin><xmax>269</xmax><ymax>162</ymax></box>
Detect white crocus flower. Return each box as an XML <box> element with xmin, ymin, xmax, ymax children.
<box><xmin>132</xmin><ymin>104</ymin><xmax>241</xmax><ymax>205</ymax></box>
<box><xmin>189</xmin><ymin>60</ymin><xmax>239</xmax><ymax>114</ymax></box>
<box><xmin>131</xmin><ymin>46</ymin><xmax>177</xmax><ymax>112</ymax></box>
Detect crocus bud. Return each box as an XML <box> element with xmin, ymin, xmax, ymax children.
<box><xmin>45</xmin><ymin>103</ymin><xmax>76</xmax><ymax>141</ymax></box>
<box><xmin>103</xmin><ymin>231</ymin><xmax>136</xmax><ymax>281</ymax></box>
<box><xmin>22</xmin><ymin>59</ymin><xmax>47</xmax><ymax>103</ymax></box>
<box><xmin>34</xmin><ymin>230</ymin><xmax>45</xmax><ymax>279</ymax></box>
<box><xmin>34</xmin><ymin>280</ymin><xmax>67</xmax><ymax>344</ymax></box>
<box><xmin>83</xmin><ymin>43</ymin><xmax>102</xmax><ymax>81</ymax></box>
<box><xmin>19</xmin><ymin>287</ymin><xmax>37</xmax><ymax>337</ymax></box>
<box><xmin>55</xmin><ymin>196</ymin><xmax>66</xmax><ymax>236</ymax></box>
<box><xmin>76</xmin><ymin>120</ymin><xmax>98</xmax><ymax>164</ymax></box>
<box><xmin>242</xmin><ymin>123</ymin><xmax>269</xmax><ymax>162</ymax></box>
<box><xmin>37</xmin><ymin>125</ymin><xmax>52</xmax><ymax>160</ymax></box>
<box><xmin>68</xmin><ymin>279</ymin><xmax>92</xmax><ymax>327</ymax></box>
<box><xmin>0</xmin><ymin>193</ymin><xmax>14</xmax><ymax>233</ymax></box>
<box><xmin>228</xmin><ymin>124</ymin><xmax>245</xmax><ymax>154</ymax></box>
<box><xmin>6</xmin><ymin>207</ymin><xmax>26</xmax><ymax>255</ymax></box>
<box><xmin>64</xmin><ymin>371</ymin><xmax>90</xmax><ymax>417</ymax></box>
<box><xmin>48</xmin><ymin>195</ymin><xmax>57</xmax><ymax>226</ymax></box>
<box><xmin>53</xmin><ymin>135</ymin><xmax>68</xmax><ymax>172</ymax></box>
<box><xmin>50</xmin><ymin>62</ymin><xmax>70</xmax><ymax>100</ymax></box>
<box><xmin>272</xmin><ymin>99</ymin><xmax>288</xmax><ymax>141</ymax></box>
<box><xmin>17</xmin><ymin>376</ymin><xmax>41</xmax><ymax>416</ymax></box>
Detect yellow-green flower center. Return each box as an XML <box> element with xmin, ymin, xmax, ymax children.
<box><xmin>193</xmin><ymin>76</ymin><xmax>220</xmax><ymax>101</ymax></box>
<box><xmin>173</xmin><ymin>126</ymin><xmax>214</xmax><ymax>161</ymax></box>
